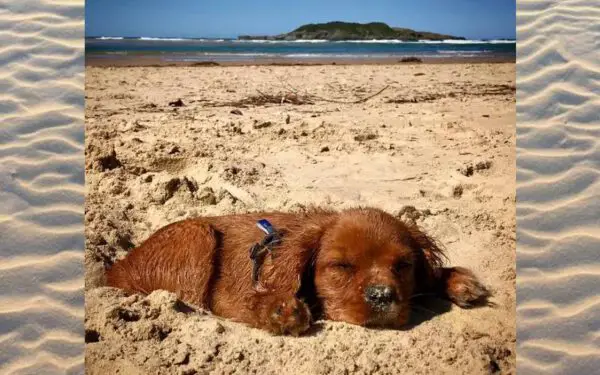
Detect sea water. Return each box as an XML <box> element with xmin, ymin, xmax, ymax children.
<box><xmin>86</xmin><ymin>37</ymin><xmax>515</xmax><ymax>63</ymax></box>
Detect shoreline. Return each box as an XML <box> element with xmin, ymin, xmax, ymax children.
<box><xmin>85</xmin><ymin>55</ymin><xmax>515</xmax><ymax>67</ymax></box>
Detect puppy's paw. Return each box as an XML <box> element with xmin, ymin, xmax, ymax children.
<box><xmin>445</xmin><ymin>267</ymin><xmax>490</xmax><ymax>308</ymax></box>
<box><xmin>267</xmin><ymin>297</ymin><xmax>311</xmax><ymax>336</ymax></box>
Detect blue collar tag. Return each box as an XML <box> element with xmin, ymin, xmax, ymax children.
<box><xmin>250</xmin><ymin>219</ymin><xmax>282</xmax><ymax>290</ymax></box>
<box><xmin>256</xmin><ymin>219</ymin><xmax>275</xmax><ymax>235</ymax></box>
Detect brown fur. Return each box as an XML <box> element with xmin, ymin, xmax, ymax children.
<box><xmin>106</xmin><ymin>207</ymin><xmax>489</xmax><ymax>335</ymax></box>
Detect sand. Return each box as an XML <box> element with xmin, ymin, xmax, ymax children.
<box><xmin>84</xmin><ymin>63</ymin><xmax>516</xmax><ymax>374</ymax></box>
<box><xmin>516</xmin><ymin>2</ymin><xmax>600</xmax><ymax>373</ymax></box>
<box><xmin>0</xmin><ymin>1</ymin><xmax>85</xmax><ymax>374</ymax></box>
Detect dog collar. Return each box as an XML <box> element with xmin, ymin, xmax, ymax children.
<box><xmin>249</xmin><ymin>219</ymin><xmax>281</xmax><ymax>290</ymax></box>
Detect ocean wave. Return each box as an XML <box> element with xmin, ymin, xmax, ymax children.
<box><xmin>283</xmin><ymin>53</ymin><xmax>343</xmax><ymax>58</ymax></box>
<box><xmin>281</xmin><ymin>53</ymin><xmax>391</xmax><ymax>58</ymax></box>
<box><xmin>437</xmin><ymin>50</ymin><xmax>488</xmax><ymax>54</ymax></box>
<box><xmin>290</xmin><ymin>39</ymin><xmax>329</xmax><ymax>43</ymax></box>
<box><xmin>170</xmin><ymin>53</ymin><xmax>490</xmax><ymax>59</ymax></box>
<box><xmin>233</xmin><ymin>39</ymin><xmax>401</xmax><ymax>44</ymax></box>
<box><xmin>91</xmin><ymin>37</ymin><xmax>515</xmax><ymax>45</ymax></box>
<box><xmin>231</xmin><ymin>39</ymin><xmax>282</xmax><ymax>44</ymax></box>
<box><xmin>200</xmin><ymin>52</ymin><xmax>275</xmax><ymax>56</ymax></box>
<box><xmin>418</xmin><ymin>39</ymin><xmax>516</xmax><ymax>44</ymax></box>
<box><xmin>231</xmin><ymin>39</ymin><xmax>331</xmax><ymax>43</ymax></box>
<box><xmin>235</xmin><ymin>39</ymin><xmax>406</xmax><ymax>44</ymax></box>
<box><xmin>93</xmin><ymin>37</ymin><xmax>229</xmax><ymax>42</ymax></box>
<box><xmin>338</xmin><ymin>39</ymin><xmax>514</xmax><ymax>44</ymax></box>
<box><xmin>336</xmin><ymin>40</ymin><xmax>405</xmax><ymax>44</ymax></box>
<box><xmin>164</xmin><ymin>52</ymin><xmax>277</xmax><ymax>61</ymax></box>
<box><xmin>231</xmin><ymin>39</ymin><xmax>515</xmax><ymax>44</ymax></box>
<box><xmin>138</xmin><ymin>37</ymin><xmax>188</xmax><ymax>41</ymax></box>
<box><xmin>335</xmin><ymin>39</ymin><xmax>515</xmax><ymax>44</ymax></box>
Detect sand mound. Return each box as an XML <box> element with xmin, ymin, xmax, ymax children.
<box><xmin>85</xmin><ymin>288</ymin><xmax>513</xmax><ymax>375</ymax></box>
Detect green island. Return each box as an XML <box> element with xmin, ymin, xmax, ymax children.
<box><xmin>238</xmin><ymin>21</ymin><xmax>464</xmax><ymax>41</ymax></box>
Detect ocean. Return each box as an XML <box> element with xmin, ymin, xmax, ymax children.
<box><xmin>85</xmin><ymin>37</ymin><xmax>516</xmax><ymax>64</ymax></box>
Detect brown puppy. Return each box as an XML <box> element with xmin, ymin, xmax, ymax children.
<box><xmin>106</xmin><ymin>207</ymin><xmax>489</xmax><ymax>335</ymax></box>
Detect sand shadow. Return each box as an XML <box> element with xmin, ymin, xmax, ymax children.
<box><xmin>304</xmin><ymin>321</ymin><xmax>327</xmax><ymax>336</ymax></box>
<box><xmin>402</xmin><ymin>294</ymin><xmax>493</xmax><ymax>330</ymax></box>
<box><xmin>403</xmin><ymin>297</ymin><xmax>454</xmax><ymax>329</ymax></box>
<box><xmin>300</xmin><ymin>297</ymin><xmax>458</xmax><ymax>336</ymax></box>
<box><xmin>299</xmin><ymin>297</ymin><xmax>454</xmax><ymax>336</ymax></box>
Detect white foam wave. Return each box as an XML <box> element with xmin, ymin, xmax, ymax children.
<box><xmin>165</xmin><ymin>52</ymin><xmax>490</xmax><ymax>60</ymax></box>
<box><xmin>232</xmin><ymin>39</ymin><xmax>280</xmax><ymax>44</ymax></box>
<box><xmin>234</xmin><ymin>39</ymin><xmax>401</xmax><ymax>44</ymax></box>
<box><xmin>341</xmin><ymin>39</ymin><xmax>515</xmax><ymax>44</ymax></box>
<box><xmin>336</xmin><ymin>39</ymin><xmax>404</xmax><ymax>44</ymax></box>
<box><xmin>93</xmin><ymin>37</ymin><xmax>515</xmax><ymax>45</ymax></box>
<box><xmin>192</xmin><ymin>38</ymin><xmax>227</xmax><ymax>42</ymax></box>
<box><xmin>282</xmin><ymin>53</ymin><xmax>363</xmax><ymax>58</ymax></box>
<box><xmin>418</xmin><ymin>39</ymin><xmax>516</xmax><ymax>44</ymax></box>
<box><xmin>293</xmin><ymin>39</ymin><xmax>328</xmax><ymax>43</ymax></box>
<box><xmin>200</xmin><ymin>52</ymin><xmax>275</xmax><ymax>56</ymax></box>
<box><xmin>437</xmin><ymin>50</ymin><xmax>488</xmax><ymax>54</ymax></box>
<box><xmin>138</xmin><ymin>37</ymin><xmax>187</xmax><ymax>41</ymax></box>
<box><xmin>232</xmin><ymin>38</ymin><xmax>515</xmax><ymax>44</ymax></box>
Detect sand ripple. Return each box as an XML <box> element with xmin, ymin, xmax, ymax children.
<box><xmin>517</xmin><ymin>0</ymin><xmax>600</xmax><ymax>373</ymax></box>
<box><xmin>0</xmin><ymin>0</ymin><xmax>84</xmax><ymax>374</ymax></box>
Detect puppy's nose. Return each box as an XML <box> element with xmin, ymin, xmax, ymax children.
<box><xmin>364</xmin><ymin>285</ymin><xmax>395</xmax><ymax>307</ymax></box>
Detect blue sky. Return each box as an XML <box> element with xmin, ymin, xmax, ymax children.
<box><xmin>86</xmin><ymin>0</ymin><xmax>516</xmax><ymax>39</ymax></box>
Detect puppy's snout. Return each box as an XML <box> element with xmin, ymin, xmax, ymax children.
<box><xmin>364</xmin><ymin>285</ymin><xmax>395</xmax><ymax>308</ymax></box>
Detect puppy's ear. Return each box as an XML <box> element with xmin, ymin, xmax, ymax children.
<box><xmin>260</xmin><ymin>215</ymin><xmax>335</xmax><ymax>296</ymax></box>
<box><xmin>404</xmin><ymin>222</ymin><xmax>447</xmax><ymax>291</ymax></box>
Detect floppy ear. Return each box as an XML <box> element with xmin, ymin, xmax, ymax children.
<box><xmin>259</xmin><ymin>215</ymin><xmax>335</xmax><ymax>296</ymax></box>
<box><xmin>404</xmin><ymin>221</ymin><xmax>490</xmax><ymax>306</ymax></box>
<box><xmin>404</xmin><ymin>222</ymin><xmax>447</xmax><ymax>291</ymax></box>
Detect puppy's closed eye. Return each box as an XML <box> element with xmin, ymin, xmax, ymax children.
<box><xmin>393</xmin><ymin>260</ymin><xmax>413</xmax><ymax>274</ymax></box>
<box><xmin>329</xmin><ymin>261</ymin><xmax>355</xmax><ymax>272</ymax></box>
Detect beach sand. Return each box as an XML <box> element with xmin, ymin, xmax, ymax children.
<box><xmin>84</xmin><ymin>62</ymin><xmax>516</xmax><ymax>374</ymax></box>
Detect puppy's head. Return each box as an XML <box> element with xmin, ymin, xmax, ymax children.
<box><xmin>310</xmin><ymin>208</ymin><xmax>444</xmax><ymax>328</ymax></box>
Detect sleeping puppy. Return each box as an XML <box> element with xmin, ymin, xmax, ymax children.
<box><xmin>106</xmin><ymin>207</ymin><xmax>489</xmax><ymax>335</ymax></box>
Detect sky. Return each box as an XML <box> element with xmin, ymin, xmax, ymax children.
<box><xmin>86</xmin><ymin>0</ymin><xmax>516</xmax><ymax>40</ymax></box>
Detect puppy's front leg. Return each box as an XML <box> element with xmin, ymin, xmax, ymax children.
<box><xmin>437</xmin><ymin>267</ymin><xmax>490</xmax><ymax>308</ymax></box>
<box><xmin>254</xmin><ymin>294</ymin><xmax>312</xmax><ymax>336</ymax></box>
<box><xmin>242</xmin><ymin>221</ymin><xmax>329</xmax><ymax>336</ymax></box>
